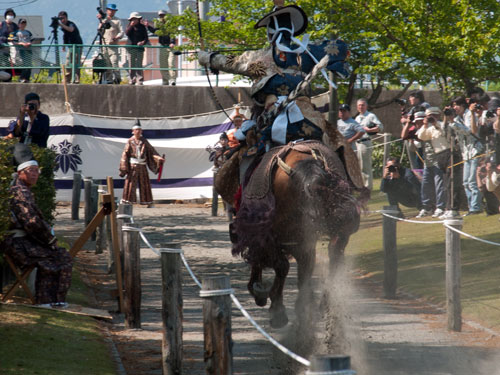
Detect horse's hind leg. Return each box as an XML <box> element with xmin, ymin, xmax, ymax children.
<box><xmin>328</xmin><ymin>234</ymin><xmax>349</xmax><ymax>273</ymax></box>
<box><xmin>294</xmin><ymin>243</ymin><xmax>317</xmax><ymax>320</ymax></box>
<box><xmin>269</xmin><ymin>253</ymin><xmax>290</xmax><ymax>328</ymax></box>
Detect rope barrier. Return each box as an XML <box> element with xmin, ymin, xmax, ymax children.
<box><xmin>378</xmin><ymin>211</ymin><xmax>445</xmax><ymax>224</ymax></box>
<box><xmin>117</xmin><ymin>211</ymin><xmax>311</xmax><ymax>367</ymax></box>
<box><xmin>306</xmin><ymin>370</ymin><xmax>356</xmax><ymax>375</ymax></box>
<box><xmin>443</xmin><ymin>223</ymin><xmax>500</xmax><ymax>246</ymax></box>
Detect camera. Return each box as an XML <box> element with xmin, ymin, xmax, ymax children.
<box><xmin>394</xmin><ymin>98</ymin><xmax>407</xmax><ymax>106</ymax></box>
<box><xmin>27</xmin><ymin>103</ymin><xmax>36</xmax><ymax>111</ymax></box>
<box><xmin>97</xmin><ymin>6</ymin><xmax>106</xmax><ymax>18</ymax></box>
<box><xmin>427</xmin><ymin>116</ymin><xmax>436</xmax><ymax>123</ymax></box>
<box><xmin>97</xmin><ymin>7</ymin><xmax>112</xmax><ymax>29</ymax></box>
<box><xmin>486</xmin><ymin>110</ymin><xmax>496</xmax><ymax>119</ymax></box>
<box><xmin>50</xmin><ymin>16</ymin><xmax>60</xmax><ymax>29</ymax></box>
<box><xmin>443</xmin><ymin>108</ymin><xmax>454</xmax><ymax>116</ymax></box>
<box><xmin>475</xmin><ymin>103</ymin><xmax>482</xmax><ymax>110</ymax></box>
<box><xmin>388</xmin><ymin>165</ymin><xmax>398</xmax><ymax>173</ymax></box>
<box><xmin>367</xmin><ymin>122</ymin><xmax>378</xmax><ymax>129</ymax></box>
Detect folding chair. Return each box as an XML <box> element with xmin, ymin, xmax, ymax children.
<box><xmin>1</xmin><ymin>254</ymin><xmax>36</xmax><ymax>304</ymax></box>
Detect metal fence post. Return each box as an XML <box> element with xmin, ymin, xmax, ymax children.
<box><xmin>382</xmin><ymin>205</ymin><xmax>399</xmax><ymax>299</ymax></box>
<box><xmin>445</xmin><ymin>218</ymin><xmax>463</xmax><ymax>332</ymax></box>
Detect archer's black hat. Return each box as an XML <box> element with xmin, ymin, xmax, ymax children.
<box><xmin>12</xmin><ymin>143</ymin><xmax>38</xmax><ymax>172</ymax></box>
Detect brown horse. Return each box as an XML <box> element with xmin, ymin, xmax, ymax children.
<box><xmin>231</xmin><ymin>141</ymin><xmax>365</xmax><ymax>328</ymax></box>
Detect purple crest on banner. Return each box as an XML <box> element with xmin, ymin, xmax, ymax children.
<box><xmin>50</xmin><ymin>139</ymin><xmax>83</xmax><ymax>174</ymax></box>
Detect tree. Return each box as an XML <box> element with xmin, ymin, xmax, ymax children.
<box><xmin>156</xmin><ymin>0</ymin><xmax>500</xmax><ymax>106</ymax></box>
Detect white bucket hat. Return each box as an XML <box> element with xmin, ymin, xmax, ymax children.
<box><xmin>128</xmin><ymin>12</ymin><xmax>142</xmax><ymax>20</ymax></box>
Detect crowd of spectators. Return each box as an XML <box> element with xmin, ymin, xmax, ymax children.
<box><xmin>365</xmin><ymin>88</ymin><xmax>500</xmax><ymax>219</ymax></box>
<box><xmin>0</xmin><ymin>6</ymin><xmax>176</xmax><ymax>85</ymax></box>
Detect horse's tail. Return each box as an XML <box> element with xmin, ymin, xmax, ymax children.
<box><xmin>289</xmin><ymin>158</ymin><xmax>361</xmax><ymax>235</ymax></box>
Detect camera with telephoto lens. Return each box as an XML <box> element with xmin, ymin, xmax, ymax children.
<box><xmin>50</xmin><ymin>16</ymin><xmax>61</xmax><ymax>29</ymax></box>
<box><xmin>388</xmin><ymin>165</ymin><xmax>398</xmax><ymax>173</ymax></box>
<box><xmin>475</xmin><ymin>103</ymin><xmax>482</xmax><ymax>110</ymax></box>
<box><xmin>97</xmin><ymin>7</ymin><xmax>112</xmax><ymax>29</ymax></box>
<box><xmin>28</xmin><ymin>103</ymin><xmax>36</xmax><ymax>111</ymax></box>
<box><xmin>394</xmin><ymin>98</ymin><xmax>407</xmax><ymax>106</ymax></box>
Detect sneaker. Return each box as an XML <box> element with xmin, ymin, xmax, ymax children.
<box><xmin>432</xmin><ymin>208</ymin><xmax>445</xmax><ymax>218</ymax></box>
<box><xmin>36</xmin><ymin>303</ymin><xmax>52</xmax><ymax>308</ymax></box>
<box><xmin>51</xmin><ymin>302</ymin><xmax>69</xmax><ymax>308</ymax></box>
<box><xmin>462</xmin><ymin>210</ymin><xmax>482</xmax><ymax>217</ymax></box>
<box><xmin>439</xmin><ymin>210</ymin><xmax>460</xmax><ymax>219</ymax></box>
<box><xmin>416</xmin><ymin>209</ymin><xmax>432</xmax><ymax>218</ymax></box>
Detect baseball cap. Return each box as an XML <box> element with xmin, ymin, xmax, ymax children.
<box><xmin>339</xmin><ymin>104</ymin><xmax>350</xmax><ymax>111</ymax></box>
<box><xmin>414</xmin><ymin>111</ymin><xmax>426</xmax><ymax>121</ymax></box>
<box><xmin>158</xmin><ymin>9</ymin><xmax>168</xmax><ymax>15</ymax></box>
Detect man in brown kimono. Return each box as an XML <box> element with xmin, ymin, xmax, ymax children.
<box><xmin>119</xmin><ymin>120</ymin><xmax>165</xmax><ymax>205</ymax></box>
<box><xmin>3</xmin><ymin>144</ymin><xmax>72</xmax><ymax>307</ymax></box>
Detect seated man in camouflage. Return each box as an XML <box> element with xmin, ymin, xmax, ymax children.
<box><xmin>3</xmin><ymin>143</ymin><xmax>72</xmax><ymax>307</ymax></box>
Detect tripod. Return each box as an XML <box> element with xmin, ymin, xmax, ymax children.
<box><xmin>34</xmin><ymin>26</ymin><xmax>61</xmax><ymax>83</ymax></box>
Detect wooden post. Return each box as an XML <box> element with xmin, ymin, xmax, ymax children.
<box><xmin>160</xmin><ymin>243</ymin><xmax>183</xmax><ymax>375</ymax></box>
<box><xmin>211</xmin><ymin>172</ymin><xmax>218</xmax><ymax>217</ymax></box>
<box><xmin>106</xmin><ymin>212</ymin><xmax>113</xmax><ymax>274</ymax></box>
<box><xmin>90</xmin><ymin>182</ymin><xmax>99</xmax><ymax>241</ymax></box>
<box><xmin>117</xmin><ymin>203</ymin><xmax>133</xmax><ymax>275</ymax></box>
<box><xmin>201</xmin><ymin>276</ymin><xmax>233</xmax><ymax>375</ymax></box>
<box><xmin>95</xmin><ymin>185</ymin><xmax>107</xmax><ymax>254</ymax></box>
<box><xmin>383</xmin><ymin>133</ymin><xmax>391</xmax><ymax>170</ymax></box>
<box><xmin>309</xmin><ymin>355</ymin><xmax>354</xmax><ymax>373</ymax></box>
<box><xmin>71</xmin><ymin>171</ymin><xmax>82</xmax><ymax>220</ymax></box>
<box><xmin>445</xmin><ymin>218</ymin><xmax>463</xmax><ymax>332</ymax></box>
<box><xmin>84</xmin><ymin>177</ymin><xmax>93</xmax><ymax>227</ymax></box>
<box><xmin>123</xmin><ymin>223</ymin><xmax>141</xmax><ymax>329</ymax></box>
<box><xmin>382</xmin><ymin>205</ymin><xmax>399</xmax><ymax>299</ymax></box>
<box><xmin>107</xmin><ymin>176</ymin><xmax>125</xmax><ymax>313</ymax></box>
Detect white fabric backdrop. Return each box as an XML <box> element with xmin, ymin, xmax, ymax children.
<box><xmin>0</xmin><ymin>108</ymin><xmax>250</xmax><ymax>201</ymax></box>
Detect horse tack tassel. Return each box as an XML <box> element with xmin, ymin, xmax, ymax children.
<box><xmin>277</xmin><ymin>156</ymin><xmax>293</xmax><ymax>176</ymax></box>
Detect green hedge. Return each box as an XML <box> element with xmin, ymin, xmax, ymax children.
<box><xmin>0</xmin><ymin>140</ymin><xmax>57</xmax><ymax>244</ymax></box>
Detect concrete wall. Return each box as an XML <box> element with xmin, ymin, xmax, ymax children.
<box><xmin>0</xmin><ymin>83</ymin><xmax>445</xmax><ymax>137</ymax></box>
<box><xmin>0</xmin><ymin>83</ymin><xmax>254</xmax><ymax>118</ymax></box>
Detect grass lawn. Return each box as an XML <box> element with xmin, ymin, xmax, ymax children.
<box><xmin>344</xmin><ymin>179</ymin><xmax>500</xmax><ymax>330</ymax></box>
<box><xmin>0</xmin><ymin>240</ymin><xmax>116</xmax><ymax>375</ymax></box>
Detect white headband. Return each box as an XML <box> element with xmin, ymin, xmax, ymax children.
<box><xmin>17</xmin><ymin>160</ymin><xmax>38</xmax><ymax>172</ymax></box>
<box><xmin>132</xmin><ymin>125</ymin><xmax>141</xmax><ymax>130</ymax></box>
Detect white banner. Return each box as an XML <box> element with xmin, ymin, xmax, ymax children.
<box><xmin>0</xmin><ymin>108</ymin><xmax>250</xmax><ymax>201</ymax></box>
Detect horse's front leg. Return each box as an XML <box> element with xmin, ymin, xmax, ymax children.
<box><xmin>268</xmin><ymin>253</ymin><xmax>290</xmax><ymax>328</ymax></box>
<box><xmin>328</xmin><ymin>234</ymin><xmax>348</xmax><ymax>273</ymax></box>
<box><xmin>247</xmin><ymin>264</ymin><xmax>268</xmax><ymax>307</ymax></box>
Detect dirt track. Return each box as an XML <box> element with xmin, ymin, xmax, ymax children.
<box><xmin>55</xmin><ymin>203</ymin><xmax>500</xmax><ymax>375</ymax></box>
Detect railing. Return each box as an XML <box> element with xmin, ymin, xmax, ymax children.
<box><xmin>0</xmin><ymin>43</ymin><xmax>203</xmax><ymax>84</ymax></box>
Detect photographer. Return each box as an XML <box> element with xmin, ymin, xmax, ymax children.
<box><xmin>146</xmin><ymin>10</ymin><xmax>177</xmax><ymax>85</ymax></box>
<box><xmin>355</xmin><ymin>98</ymin><xmax>384</xmax><ymax>190</ymax></box>
<box><xmin>448</xmin><ymin>96</ymin><xmax>484</xmax><ymax>216</ymax></box>
<box><xmin>380</xmin><ymin>157</ymin><xmax>422</xmax><ymax>214</ymax></box>
<box><xmin>7</xmin><ymin>92</ymin><xmax>50</xmax><ymax>148</ymax></box>
<box><xmin>125</xmin><ymin>12</ymin><xmax>148</xmax><ymax>85</ymax></box>
<box><xmin>97</xmin><ymin>3</ymin><xmax>123</xmax><ymax>84</ymax></box>
<box><xmin>415</xmin><ymin>108</ymin><xmax>449</xmax><ymax>218</ymax></box>
<box><xmin>57</xmin><ymin>11</ymin><xmax>83</xmax><ymax>84</ymax></box>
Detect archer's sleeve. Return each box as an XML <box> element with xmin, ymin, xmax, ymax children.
<box><xmin>198</xmin><ymin>49</ymin><xmax>268</xmax><ymax>79</ymax></box>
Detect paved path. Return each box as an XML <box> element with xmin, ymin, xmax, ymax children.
<box><xmin>55</xmin><ymin>203</ymin><xmax>500</xmax><ymax>375</ymax></box>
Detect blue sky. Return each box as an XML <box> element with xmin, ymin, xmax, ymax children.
<box><xmin>2</xmin><ymin>0</ymin><xmax>168</xmax><ymax>45</ymax></box>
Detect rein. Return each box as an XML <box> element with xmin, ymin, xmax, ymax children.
<box><xmin>276</xmin><ymin>147</ymin><xmax>328</xmax><ymax>176</ymax></box>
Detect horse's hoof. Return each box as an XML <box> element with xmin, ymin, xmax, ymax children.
<box><xmin>270</xmin><ymin>306</ymin><xmax>288</xmax><ymax>328</ymax></box>
<box><xmin>254</xmin><ymin>296</ymin><xmax>268</xmax><ymax>307</ymax></box>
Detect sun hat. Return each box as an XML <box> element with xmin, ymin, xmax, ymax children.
<box><xmin>107</xmin><ymin>4</ymin><xmax>118</xmax><ymax>11</ymax></box>
<box><xmin>128</xmin><ymin>12</ymin><xmax>142</xmax><ymax>20</ymax></box>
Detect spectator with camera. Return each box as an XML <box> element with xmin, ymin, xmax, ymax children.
<box><xmin>380</xmin><ymin>157</ymin><xmax>422</xmax><ymax>215</ymax></box>
<box><xmin>125</xmin><ymin>12</ymin><xmax>148</xmax><ymax>85</ymax></box>
<box><xmin>97</xmin><ymin>3</ymin><xmax>124</xmax><ymax>84</ymax></box>
<box><xmin>448</xmin><ymin>95</ymin><xmax>484</xmax><ymax>216</ymax></box>
<box><xmin>58</xmin><ymin>11</ymin><xmax>83</xmax><ymax>84</ymax></box>
<box><xmin>145</xmin><ymin>10</ymin><xmax>177</xmax><ymax>85</ymax></box>
<box><xmin>415</xmin><ymin>108</ymin><xmax>450</xmax><ymax>218</ymax></box>
<box><xmin>337</xmin><ymin>103</ymin><xmax>365</xmax><ymax>150</ymax></box>
<box><xmin>7</xmin><ymin>92</ymin><xmax>50</xmax><ymax>148</ymax></box>
<box><xmin>355</xmin><ymin>98</ymin><xmax>384</xmax><ymax>190</ymax></box>
<box><xmin>477</xmin><ymin>157</ymin><xmax>500</xmax><ymax>215</ymax></box>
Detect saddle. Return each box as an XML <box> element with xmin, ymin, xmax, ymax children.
<box><xmin>244</xmin><ymin>140</ymin><xmax>345</xmax><ymax>200</ymax></box>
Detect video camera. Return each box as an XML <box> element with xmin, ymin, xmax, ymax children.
<box><xmin>50</xmin><ymin>16</ymin><xmax>61</xmax><ymax>29</ymax></box>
